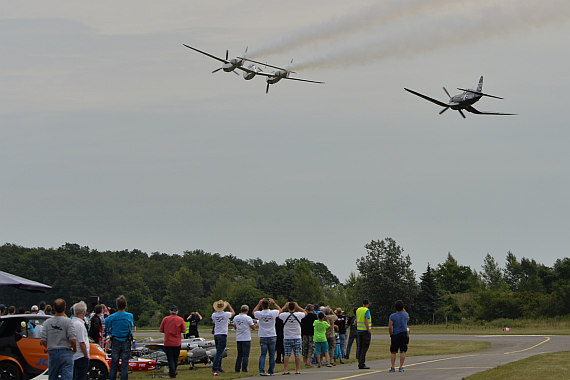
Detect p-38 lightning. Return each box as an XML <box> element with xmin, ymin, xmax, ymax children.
<box><xmin>182</xmin><ymin>44</ymin><xmax>323</xmax><ymax>93</ymax></box>
<box><xmin>405</xmin><ymin>76</ymin><xmax>515</xmax><ymax>118</ymax></box>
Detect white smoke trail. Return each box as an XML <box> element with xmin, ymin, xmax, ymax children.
<box><xmin>248</xmin><ymin>0</ymin><xmax>491</xmax><ymax>59</ymax></box>
<box><xmin>290</xmin><ymin>0</ymin><xmax>570</xmax><ymax>71</ymax></box>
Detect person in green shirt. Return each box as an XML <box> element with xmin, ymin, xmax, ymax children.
<box><xmin>313</xmin><ymin>312</ymin><xmax>333</xmax><ymax>367</ymax></box>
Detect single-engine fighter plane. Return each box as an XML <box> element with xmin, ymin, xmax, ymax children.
<box><xmin>404</xmin><ymin>76</ymin><xmax>515</xmax><ymax>118</ymax></box>
<box><xmin>239</xmin><ymin>57</ymin><xmax>324</xmax><ymax>93</ymax></box>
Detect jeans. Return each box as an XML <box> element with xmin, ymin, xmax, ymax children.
<box><xmin>109</xmin><ymin>339</ymin><xmax>131</xmax><ymax>380</ymax></box>
<box><xmin>356</xmin><ymin>331</ymin><xmax>371</xmax><ymax>368</ymax></box>
<box><xmin>48</xmin><ymin>349</ymin><xmax>73</xmax><ymax>380</ymax></box>
<box><xmin>259</xmin><ymin>336</ymin><xmax>276</xmax><ymax>374</ymax></box>
<box><xmin>339</xmin><ymin>334</ymin><xmax>346</xmax><ymax>359</ymax></box>
<box><xmin>212</xmin><ymin>334</ymin><xmax>227</xmax><ymax>372</ymax></box>
<box><xmin>235</xmin><ymin>341</ymin><xmax>251</xmax><ymax>372</ymax></box>
<box><xmin>73</xmin><ymin>357</ymin><xmax>90</xmax><ymax>380</ymax></box>
<box><xmin>163</xmin><ymin>346</ymin><xmax>181</xmax><ymax>377</ymax></box>
<box><xmin>345</xmin><ymin>331</ymin><xmax>357</xmax><ymax>359</ymax></box>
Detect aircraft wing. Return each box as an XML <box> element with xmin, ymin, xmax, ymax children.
<box><xmin>183</xmin><ymin>44</ymin><xmax>229</xmax><ymax>64</ymax></box>
<box><xmin>283</xmin><ymin>77</ymin><xmax>324</xmax><ymax>84</ymax></box>
<box><xmin>404</xmin><ymin>88</ymin><xmax>450</xmax><ymax>108</ymax></box>
<box><xmin>465</xmin><ymin>105</ymin><xmax>516</xmax><ymax>115</ymax></box>
<box><xmin>238</xmin><ymin>57</ymin><xmax>286</xmax><ymax>71</ymax></box>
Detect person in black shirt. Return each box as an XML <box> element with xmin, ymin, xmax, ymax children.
<box><xmin>344</xmin><ymin>308</ymin><xmax>358</xmax><ymax>359</ymax></box>
<box><xmin>334</xmin><ymin>308</ymin><xmax>347</xmax><ymax>364</ymax></box>
<box><xmin>186</xmin><ymin>312</ymin><xmax>202</xmax><ymax>338</ymax></box>
<box><xmin>300</xmin><ymin>304</ymin><xmax>317</xmax><ymax>367</ymax></box>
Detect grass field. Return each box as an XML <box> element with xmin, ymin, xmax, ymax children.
<box><xmin>464</xmin><ymin>351</ymin><xmax>570</xmax><ymax>380</ymax></box>
<box><xmin>128</xmin><ymin>335</ymin><xmax>490</xmax><ymax>380</ymax></box>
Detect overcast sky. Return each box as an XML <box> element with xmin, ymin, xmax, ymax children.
<box><xmin>2</xmin><ymin>0</ymin><xmax>569</xmax><ymax>282</ymax></box>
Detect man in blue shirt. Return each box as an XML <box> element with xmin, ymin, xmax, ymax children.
<box><xmin>388</xmin><ymin>300</ymin><xmax>409</xmax><ymax>373</ymax></box>
<box><xmin>105</xmin><ymin>295</ymin><xmax>134</xmax><ymax>380</ymax></box>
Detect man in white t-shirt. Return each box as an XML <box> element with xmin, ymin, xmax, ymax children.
<box><xmin>71</xmin><ymin>301</ymin><xmax>90</xmax><ymax>380</ymax></box>
<box><xmin>211</xmin><ymin>300</ymin><xmax>235</xmax><ymax>376</ymax></box>
<box><xmin>252</xmin><ymin>298</ymin><xmax>281</xmax><ymax>376</ymax></box>
<box><xmin>279</xmin><ymin>302</ymin><xmax>307</xmax><ymax>375</ymax></box>
<box><xmin>232</xmin><ymin>305</ymin><xmax>256</xmax><ymax>373</ymax></box>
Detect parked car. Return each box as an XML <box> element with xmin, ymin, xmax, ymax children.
<box><xmin>0</xmin><ymin>314</ymin><xmax>109</xmax><ymax>380</ymax></box>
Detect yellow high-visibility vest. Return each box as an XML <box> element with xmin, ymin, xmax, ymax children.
<box><xmin>356</xmin><ymin>306</ymin><xmax>371</xmax><ymax>331</ymax></box>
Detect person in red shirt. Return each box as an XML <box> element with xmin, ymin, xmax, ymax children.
<box><xmin>160</xmin><ymin>306</ymin><xmax>186</xmax><ymax>378</ymax></box>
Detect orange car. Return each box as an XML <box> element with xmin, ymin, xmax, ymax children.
<box><xmin>0</xmin><ymin>314</ymin><xmax>109</xmax><ymax>380</ymax></box>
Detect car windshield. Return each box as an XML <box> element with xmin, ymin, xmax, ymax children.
<box><xmin>0</xmin><ymin>317</ymin><xmax>49</xmax><ymax>339</ymax></box>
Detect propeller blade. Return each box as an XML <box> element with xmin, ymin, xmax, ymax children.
<box><xmin>225</xmin><ymin>50</ymin><xmax>228</xmax><ymax>60</ymax></box>
<box><xmin>443</xmin><ymin>86</ymin><xmax>451</xmax><ymax>99</ymax></box>
<box><xmin>457</xmin><ymin>88</ymin><xmax>504</xmax><ymax>99</ymax></box>
<box><xmin>212</xmin><ymin>67</ymin><xmax>222</xmax><ymax>73</ymax></box>
<box><xmin>458</xmin><ymin>109</ymin><xmax>466</xmax><ymax>118</ymax></box>
<box><xmin>266</xmin><ymin>83</ymin><xmax>270</xmax><ymax>94</ymax></box>
<box><xmin>439</xmin><ymin>107</ymin><xmax>449</xmax><ymax>115</ymax></box>
<box><xmin>233</xmin><ymin>70</ymin><xmax>240</xmax><ymax>76</ymax></box>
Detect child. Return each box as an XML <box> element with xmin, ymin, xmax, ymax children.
<box><xmin>313</xmin><ymin>312</ymin><xmax>333</xmax><ymax>367</ymax></box>
<box><xmin>333</xmin><ymin>325</ymin><xmax>342</xmax><ymax>363</ymax></box>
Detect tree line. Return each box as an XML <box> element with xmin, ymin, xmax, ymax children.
<box><xmin>1</xmin><ymin>240</ymin><xmax>568</xmax><ymax>326</ymax></box>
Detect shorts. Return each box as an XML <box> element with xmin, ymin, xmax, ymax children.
<box><xmin>283</xmin><ymin>338</ymin><xmax>302</xmax><ymax>357</ymax></box>
<box><xmin>314</xmin><ymin>341</ymin><xmax>328</xmax><ymax>355</ymax></box>
<box><xmin>390</xmin><ymin>332</ymin><xmax>408</xmax><ymax>353</ymax></box>
<box><xmin>327</xmin><ymin>336</ymin><xmax>336</xmax><ymax>356</ymax></box>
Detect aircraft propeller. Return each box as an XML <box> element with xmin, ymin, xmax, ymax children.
<box><xmin>211</xmin><ymin>50</ymin><xmax>229</xmax><ymax>73</ymax></box>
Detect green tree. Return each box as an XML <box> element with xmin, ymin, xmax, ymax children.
<box><xmin>356</xmin><ymin>238</ymin><xmax>418</xmax><ymax>324</ymax></box>
<box><xmin>292</xmin><ymin>261</ymin><xmax>324</xmax><ymax>306</ymax></box>
<box><xmin>416</xmin><ymin>264</ymin><xmax>441</xmax><ymax>323</ymax></box>
<box><xmin>435</xmin><ymin>253</ymin><xmax>478</xmax><ymax>293</ymax></box>
<box><xmin>165</xmin><ymin>267</ymin><xmax>204</xmax><ymax>315</ymax></box>
<box><xmin>481</xmin><ymin>253</ymin><xmax>505</xmax><ymax>290</ymax></box>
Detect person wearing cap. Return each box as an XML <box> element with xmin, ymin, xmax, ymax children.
<box><xmin>160</xmin><ymin>305</ymin><xmax>186</xmax><ymax>378</ymax></box>
<box><xmin>231</xmin><ymin>304</ymin><xmax>255</xmax><ymax>373</ymax></box>
<box><xmin>31</xmin><ymin>305</ymin><xmax>39</xmax><ymax>314</ymax></box>
<box><xmin>334</xmin><ymin>307</ymin><xmax>347</xmax><ymax>363</ymax></box>
<box><xmin>211</xmin><ymin>300</ymin><xmax>235</xmax><ymax>376</ymax></box>
<box><xmin>252</xmin><ymin>298</ymin><xmax>281</xmax><ymax>376</ymax></box>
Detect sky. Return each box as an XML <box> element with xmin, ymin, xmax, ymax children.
<box><xmin>1</xmin><ymin>0</ymin><xmax>570</xmax><ymax>282</ymax></box>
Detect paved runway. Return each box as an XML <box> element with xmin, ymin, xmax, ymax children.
<box><xmin>134</xmin><ymin>331</ymin><xmax>570</xmax><ymax>379</ymax></box>
<box><xmin>281</xmin><ymin>334</ymin><xmax>570</xmax><ymax>379</ymax></box>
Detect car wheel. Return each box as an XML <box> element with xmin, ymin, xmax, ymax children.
<box><xmin>0</xmin><ymin>362</ymin><xmax>22</xmax><ymax>380</ymax></box>
<box><xmin>88</xmin><ymin>360</ymin><xmax>108</xmax><ymax>380</ymax></box>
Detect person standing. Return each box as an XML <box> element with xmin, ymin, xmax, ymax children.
<box><xmin>324</xmin><ymin>307</ymin><xmax>338</xmax><ymax>365</ymax></box>
<box><xmin>313</xmin><ymin>312</ymin><xmax>332</xmax><ymax>367</ymax></box>
<box><xmin>278</xmin><ymin>302</ymin><xmax>307</xmax><ymax>375</ymax></box>
<box><xmin>105</xmin><ymin>295</ymin><xmax>134</xmax><ymax>380</ymax></box>
<box><xmin>300</xmin><ymin>304</ymin><xmax>317</xmax><ymax>367</ymax></box>
<box><xmin>160</xmin><ymin>306</ymin><xmax>186</xmax><ymax>378</ymax></box>
<box><xmin>356</xmin><ymin>299</ymin><xmax>371</xmax><ymax>370</ymax></box>
<box><xmin>388</xmin><ymin>300</ymin><xmax>409</xmax><ymax>373</ymax></box>
<box><xmin>275</xmin><ymin>316</ymin><xmax>284</xmax><ymax>364</ymax></box>
<box><xmin>89</xmin><ymin>305</ymin><xmax>103</xmax><ymax>346</ymax></box>
<box><xmin>186</xmin><ymin>312</ymin><xmax>202</xmax><ymax>338</ymax></box>
<box><xmin>40</xmin><ymin>298</ymin><xmax>77</xmax><ymax>380</ymax></box>
<box><xmin>71</xmin><ymin>301</ymin><xmax>90</xmax><ymax>380</ymax></box>
<box><xmin>334</xmin><ymin>308</ymin><xmax>346</xmax><ymax>363</ymax></box>
<box><xmin>252</xmin><ymin>298</ymin><xmax>281</xmax><ymax>376</ymax></box>
<box><xmin>232</xmin><ymin>305</ymin><xmax>255</xmax><ymax>373</ymax></box>
<box><xmin>344</xmin><ymin>308</ymin><xmax>358</xmax><ymax>359</ymax></box>
<box><xmin>211</xmin><ymin>300</ymin><xmax>235</xmax><ymax>376</ymax></box>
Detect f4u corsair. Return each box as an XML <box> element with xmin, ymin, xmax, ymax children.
<box><xmin>404</xmin><ymin>76</ymin><xmax>515</xmax><ymax>118</ymax></box>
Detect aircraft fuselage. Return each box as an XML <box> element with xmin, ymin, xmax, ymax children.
<box><xmin>449</xmin><ymin>91</ymin><xmax>482</xmax><ymax>110</ymax></box>
<box><xmin>222</xmin><ymin>58</ymin><xmax>243</xmax><ymax>72</ymax></box>
<box><xmin>266</xmin><ymin>70</ymin><xmax>288</xmax><ymax>84</ymax></box>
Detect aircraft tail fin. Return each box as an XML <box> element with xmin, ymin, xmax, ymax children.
<box><xmin>477</xmin><ymin>76</ymin><xmax>483</xmax><ymax>92</ymax></box>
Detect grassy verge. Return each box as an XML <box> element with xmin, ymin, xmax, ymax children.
<box><xmin>464</xmin><ymin>351</ymin><xmax>570</xmax><ymax>380</ymax></box>
<box><xmin>128</xmin><ymin>337</ymin><xmax>489</xmax><ymax>380</ymax></box>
